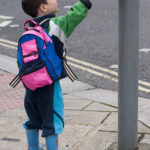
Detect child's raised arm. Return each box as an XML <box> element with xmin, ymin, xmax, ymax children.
<box><xmin>50</xmin><ymin>0</ymin><xmax>92</xmax><ymax>38</ymax></box>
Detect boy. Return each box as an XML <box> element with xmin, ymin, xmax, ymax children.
<box><xmin>21</xmin><ymin>0</ymin><xmax>92</xmax><ymax>149</ymax></box>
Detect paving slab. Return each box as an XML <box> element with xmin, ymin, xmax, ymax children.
<box><xmin>71</xmin><ymin>88</ymin><xmax>150</xmax><ymax>130</ymax></box>
<box><xmin>139</xmin><ymin>97</ymin><xmax>150</xmax><ymax>128</ymax></box>
<box><xmin>0</xmin><ymin>106</ymin><xmax>94</xmax><ymax>150</ymax></box>
<box><xmin>79</xmin><ymin>131</ymin><xmax>117</xmax><ymax>150</ymax></box>
<box><xmin>140</xmin><ymin>134</ymin><xmax>150</xmax><ymax>144</ymax></box>
<box><xmin>2</xmin><ymin>53</ymin><xmax>150</xmax><ymax>130</ymax></box>
<box><xmin>2</xmin><ymin>55</ymin><xmax>150</xmax><ymax>149</ymax></box>
<box><xmin>59</xmin><ymin>124</ymin><xmax>93</xmax><ymax>150</ymax></box>
<box><xmin>0</xmin><ymin>54</ymin><xmax>18</xmax><ymax>74</ymax></box>
<box><xmin>63</xmin><ymin>95</ymin><xmax>86</xmax><ymax>101</ymax></box>
<box><xmin>65</xmin><ymin>110</ymin><xmax>109</xmax><ymax>126</ymax></box>
<box><xmin>99</xmin><ymin>112</ymin><xmax>150</xmax><ymax>134</ymax></box>
<box><xmin>60</xmin><ymin>78</ymin><xmax>94</xmax><ymax>95</ymax></box>
<box><xmin>108</xmin><ymin>143</ymin><xmax>150</xmax><ymax>150</ymax></box>
<box><xmin>71</xmin><ymin>88</ymin><xmax>118</xmax><ymax>107</ymax></box>
<box><xmin>64</xmin><ymin>99</ymin><xmax>92</xmax><ymax>110</ymax></box>
<box><xmin>84</xmin><ymin>102</ymin><xmax>117</xmax><ymax>112</ymax></box>
<box><xmin>0</xmin><ymin>107</ymin><xmax>27</xmax><ymax>150</ymax></box>
<box><xmin>0</xmin><ymin>70</ymin><xmax>24</xmax><ymax>113</ymax></box>
<box><xmin>71</xmin><ymin>90</ymin><xmax>150</xmax><ymax>132</ymax></box>
<box><xmin>0</xmin><ymin>108</ymin><xmax>47</xmax><ymax>150</ymax></box>
<box><xmin>136</xmin><ymin>144</ymin><xmax>150</xmax><ymax>150</ymax></box>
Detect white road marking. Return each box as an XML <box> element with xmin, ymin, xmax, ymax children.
<box><xmin>109</xmin><ymin>64</ymin><xmax>118</xmax><ymax>69</ymax></box>
<box><xmin>68</xmin><ymin>61</ymin><xmax>150</xmax><ymax>93</ymax></box>
<box><xmin>0</xmin><ymin>38</ymin><xmax>18</xmax><ymax>46</ymax></box>
<box><xmin>0</xmin><ymin>15</ymin><xmax>13</xmax><ymax>19</ymax></box>
<box><xmin>139</xmin><ymin>80</ymin><xmax>150</xmax><ymax>87</ymax></box>
<box><xmin>67</xmin><ymin>56</ymin><xmax>150</xmax><ymax>88</ymax></box>
<box><xmin>67</xmin><ymin>56</ymin><xmax>118</xmax><ymax>76</ymax></box>
<box><xmin>0</xmin><ymin>42</ymin><xmax>17</xmax><ymax>49</ymax></box>
<box><xmin>68</xmin><ymin>61</ymin><xmax>118</xmax><ymax>82</ymax></box>
<box><xmin>9</xmin><ymin>24</ymin><xmax>20</xmax><ymax>28</ymax></box>
<box><xmin>139</xmin><ymin>48</ymin><xmax>150</xmax><ymax>52</ymax></box>
<box><xmin>0</xmin><ymin>20</ymin><xmax>12</xmax><ymax>27</ymax></box>
<box><xmin>64</xmin><ymin>6</ymin><xmax>72</xmax><ymax>9</ymax></box>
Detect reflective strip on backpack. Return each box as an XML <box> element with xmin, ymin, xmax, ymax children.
<box><xmin>63</xmin><ymin>60</ymin><xmax>78</xmax><ymax>81</ymax></box>
<box><xmin>9</xmin><ymin>74</ymin><xmax>21</xmax><ymax>88</ymax></box>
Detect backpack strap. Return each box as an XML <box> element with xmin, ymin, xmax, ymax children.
<box><xmin>63</xmin><ymin>58</ymin><xmax>78</xmax><ymax>82</ymax></box>
<box><xmin>9</xmin><ymin>74</ymin><xmax>21</xmax><ymax>88</ymax></box>
<box><xmin>23</xmin><ymin>20</ymin><xmax>53</xmax><ymax>44</ymax></box>
<box><xmin>24</xmin><ymin>20</ymin><xmax>39</xmax><ymax>30</ymax></box>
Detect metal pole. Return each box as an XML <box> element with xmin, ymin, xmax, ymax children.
<box><xmin>118</xmin><ymin>0</ymin><xmax>139</xmax><ymax>150</ymax></box>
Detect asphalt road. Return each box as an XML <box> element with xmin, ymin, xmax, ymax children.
<box><xmin>1</xmin><ymin>0</ymin><xmax>150</xmax><ymax>99</ymax></box>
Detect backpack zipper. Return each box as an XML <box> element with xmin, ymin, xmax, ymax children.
<box><xmin>23</xmin><ymin>51</ymin><xmax>39</xmax><ymax>58</ymax></box>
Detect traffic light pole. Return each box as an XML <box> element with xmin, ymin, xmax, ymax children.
<box><xmin>118</xmin><ymin>0</ymin><xmax>139</xmax><ymax>150</ymax></box>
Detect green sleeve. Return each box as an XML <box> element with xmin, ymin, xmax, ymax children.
<box><xmin>51</xmin><ymin>2</ymin><xmax>88</xmax><ymax>38</ymax></box>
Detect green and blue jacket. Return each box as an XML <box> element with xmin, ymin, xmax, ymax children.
<box><xmin>24</xmin><ymin>0</ymin><xmax>92</xmax><ymax>137</ymax></box>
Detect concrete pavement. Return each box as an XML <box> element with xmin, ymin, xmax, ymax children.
<box><xmin>0</xmin><ymin>54</ymin><xmax>150</xmax><ymax>150</ymax></box>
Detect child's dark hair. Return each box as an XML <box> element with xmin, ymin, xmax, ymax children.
<box><xmin>22</xmin><ymin>0</ymin><xmax>47</xmax><ymax>18</ymax></box>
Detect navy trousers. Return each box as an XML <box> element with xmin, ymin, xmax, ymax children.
<box><xmin>24</xmin><ymin>84</ymin><xmax>55</xmax><ymax>137</ymax></box>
